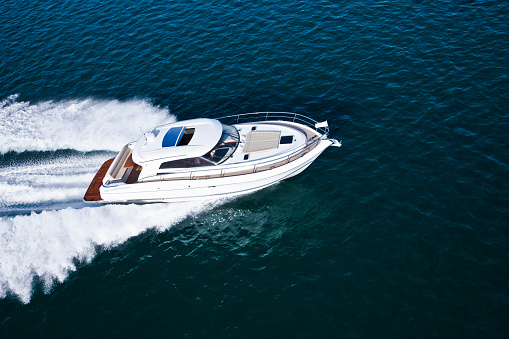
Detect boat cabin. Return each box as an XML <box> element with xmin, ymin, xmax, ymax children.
<box><xmin>103</xmin><ymin>118</ymin><xmax>310</xmax><ymax>185</ymax></box>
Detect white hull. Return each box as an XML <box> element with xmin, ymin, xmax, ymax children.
<box><xmin>99</xmin><ymin>139</ymin><xmax>333</xmax><ymax>203</ymax></box>
<box><xmin>84</xmin><ymin>112</ymin><xmax>341</xmax><ymax>203</ymax></box>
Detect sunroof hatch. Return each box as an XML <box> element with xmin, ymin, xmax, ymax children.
<box><xmin>178</xmin><ymin>128</ymin><xmax>195</xmax><ymax>146</ymax></box>
<box><xmin>162</xmin><ymin>127</ymin><xmax>195</xmax><ymax>147</ymax></box>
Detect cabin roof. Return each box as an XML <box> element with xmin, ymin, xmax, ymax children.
<box><xmin>132</xmin><ymin>118</ymin><xmax>223</xmax><ymax>164</ymax></box>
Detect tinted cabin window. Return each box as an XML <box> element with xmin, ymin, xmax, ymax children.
<box><xmin>159</xmin><ymin>157</ymin><xmax>212</xmax><ymax>169</ymax></box>
<box><xmin>202</xmin><ymin>124</ymin><xmax>240</xmax><ymax>165</ymax></box>
<box><xmin>204</xmin><ymin>147</ymin><xmax>229</xmax><ymax>163</ymax></box>
<box><xmin>184</xmin><ymin>157</ymin><xmax>210</xmax><ymax>167</ymax></box>
<box><xmin>159</xmin><ymin>159</ymin><xmax>187</xmax><ymax>169</ymax></box>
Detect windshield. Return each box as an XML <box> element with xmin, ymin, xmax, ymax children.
<box><xmin>202</xmin><ymin>124</ymin><xmax>239</xmax><ymax>164</ymax></box>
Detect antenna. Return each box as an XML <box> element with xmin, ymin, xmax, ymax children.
<box><xmin>140</xmin><ymin>127</ymin><xmax>147</xmax><ymax>141</ymax></box>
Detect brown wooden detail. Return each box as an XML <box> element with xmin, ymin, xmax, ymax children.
<box><xmin>126</xmin><ymin>164</ymin><xmax>142</xmax><ymax>184</ymax></box>
<box><xmin>191</xmin><ymin>173</ymin><xmax>223</xmax><ymax>180</ymax></box>
<box><xmin>254</xmin><ymin>158</ymin><xmax>288</xmax><ymax>172</ymax></box>
<box><xmin>84</xmin><ymin>159</ymin><xmax>114</xmax><ymax>202</ymax></box>
<box><xmin>123</xmin><ymin>154</ymin><xmax>134</xmax><ymax>168</ymax></box>
<box><xmin>222</xmin><ymin>168</ymin><xmax>255</xmax><ymax>177</ymax></box>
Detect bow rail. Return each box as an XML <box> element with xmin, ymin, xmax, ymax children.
<box><xmin>216</xmin><ymin>112</ymin><xmax>329</xmax><ymax>136</ymax></box>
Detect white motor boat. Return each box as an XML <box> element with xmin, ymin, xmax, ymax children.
<box><xmin>84</xmin><ymin>112</ymin><xmax>341</xmax><ymax>203</ymax></box>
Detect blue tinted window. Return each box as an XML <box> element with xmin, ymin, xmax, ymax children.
<box><xmin>162</xmin><ymin>127</ymin><xmax>185</xmax><ymax>147</ymax></box>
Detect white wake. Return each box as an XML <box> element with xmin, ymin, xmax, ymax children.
<box><xmin>0</xmin><ymin>94</ymin><xmax>222</xmax><ymax>304</ymax></box>
<box><xmin>0</xmin><ymin>154</ymin><xmax>221</xmax><ymax>304</ymax></box>
<box><xmin>0</xmin><ymin>94</ymin><xmax>175</xmax><ymax>153</ymax></box>
<box><xmin>0</xmin><ymin>201</ymin><xmax>217</xmax><ymax>304</ymax></box>
<box><xmin>0</xmin><ymin>154</ymin><xmax>107</xmax><ymax>206</ymax></box>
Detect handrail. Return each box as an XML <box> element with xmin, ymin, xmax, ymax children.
<box><xmin>216</xmin><ymin>112</ymin><xmax>329</xmax><ymax>136</ymax></box>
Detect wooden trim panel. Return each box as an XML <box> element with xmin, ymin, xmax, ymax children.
<box><xmin>84</xmin><ymin>159</ymin><xmax>114</xmax><ymax>201</ymax></box>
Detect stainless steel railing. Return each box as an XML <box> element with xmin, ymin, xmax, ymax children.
<box><xmin>216</xmin><ymin>112</ymin><xmax>329</xmax><ymax>136</ymax></box>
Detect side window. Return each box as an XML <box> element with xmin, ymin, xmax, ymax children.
<box><xmin>159</xmin><ymin>159</ymin><xmax>187</xmax><ymax>169</ymax></box>
<box><xmin>159</xmin><ymin>157</ymin><xmax>212</xmax><ymax>169</ymax></box>
<box><xmin>184</xmin><ymin>157</ymin><xmax>211</xmax><ymax>167</ymax></box>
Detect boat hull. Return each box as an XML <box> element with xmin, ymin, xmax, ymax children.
<box><xmin>96</xmin><ymin>139</ymin><xmax>333</xmax><ymax>203</ymax></box>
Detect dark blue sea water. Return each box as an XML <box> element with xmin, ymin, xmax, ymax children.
<box><xmin>1</xmin><ymin>0</ymin><xmax>508</xmax><ymax>337</ymax></box>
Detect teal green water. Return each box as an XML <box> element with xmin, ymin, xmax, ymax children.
<box><xmin>1</xmin><ymin>0</ymin><xmax>508</xmax><ymax>337</ymax></box>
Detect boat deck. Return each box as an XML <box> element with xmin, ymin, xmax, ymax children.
<box><xmin>84</xmin><ymin>159</ymin><xmax>114</xmax><ymax>201</ymax></box>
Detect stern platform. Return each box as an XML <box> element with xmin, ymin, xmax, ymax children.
<box><xmin>84</xmin><ymin>159</ymin><xmax>114</xmax><ymax>202</ymax></box>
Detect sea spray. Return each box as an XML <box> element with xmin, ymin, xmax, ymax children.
<box><xmin>0</xmin><ymin>200</ymin><xmax>220</xmax><ymax>304</ymax></box>
<box><xmin>0</xmin><ymin>94</ymin><xmax>175</xmax><ymax>153</ymax></box>
<box><xmin>0</xmin><ymin>94</ymin><xmax>212</xmax><ymax>304</ymax></box>
<box><xmin>0</xmin><ymin>154</ymin><xmax>108</xmax><ymax>207</ymax></box>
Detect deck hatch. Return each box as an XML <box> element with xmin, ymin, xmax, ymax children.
<box><xmin>162</xmin><ymin>127</ymin><xmax>185</xmax><ymax>147</ymax></box>
<box><xmin>178</xmin><ymin>128</ymin><xmax>195</xmax><ymax>146</ymax></box>
<box><xmin>280</xmin><ymin>135</ymin><xmax>293</xmax><ymax>144</ymax></box>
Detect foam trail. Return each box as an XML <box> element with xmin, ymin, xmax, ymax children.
<box><xmin>0</xmin><ymin>94</ymin><xmax>217</xmax><ymax>304</ymax></box>
<box><xmin>0</xmin><ymin>94</ymin><xmax>175</xmax><ymax>153</ymax></box>
<box><xmin>0</xmin><ymin>154</ymin><xmax>108</xmax><ymax>207</ymax></box>
<box><xmin>0</xmin><ymin>201</ymin><xmax>219</xmax><ymax>304</ymax></box>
